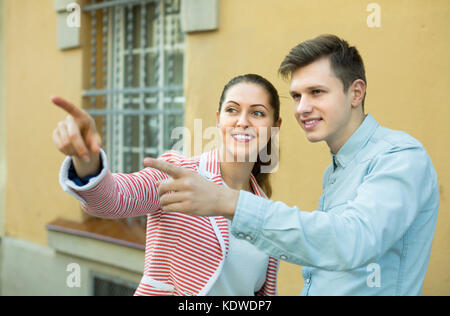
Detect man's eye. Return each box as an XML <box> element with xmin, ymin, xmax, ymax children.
<box><xmin>292</xmin><ymin>94</ymin><xmax>301</xmax><ymax>100</ymax></box>
<box><xmin>312</xmin><ymin>90</ymin><xmax>323</xmax><ymax>95</ymax></box>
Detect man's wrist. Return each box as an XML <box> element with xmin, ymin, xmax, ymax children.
<box><xmin>219</xmin><ymin>187</ymin><xmax>240</xmax><ymax>220</ymax></box>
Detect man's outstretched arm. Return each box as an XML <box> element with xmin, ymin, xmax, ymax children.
<box><xmin>143</xmin><ymin>157</ymin><xmax>239</xmax><ymax>220</ymax></box>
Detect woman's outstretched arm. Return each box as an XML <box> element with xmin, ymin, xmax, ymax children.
<box><xmin>52</xmin><ymin>96</ymin><xmax>167</xmax><ymax>218</ymax></box>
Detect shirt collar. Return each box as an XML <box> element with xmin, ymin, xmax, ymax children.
<box><xmin>332</xmin><ymin>114</ymin><xmax>379</xmax><ymax>169</ymax></box>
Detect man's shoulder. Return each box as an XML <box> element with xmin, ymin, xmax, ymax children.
<box><xmin>372</xmin><ymin>124</ymin><xmax>424</xmax><ymax>151</ymax></box>
<box><xmin>367</xmin><ymin>124</ymin><xmax>439</xmax><ymax>207</ymax></box>
<box><xmin>362</xmin><ymin>124</ymin><xmax>436</xmax><ymax>178</ymax></box>
<box><xmin>357</xmin><ymin>123</ymin><xmax>428</xmax><ymax>164</ymax></box>
<box><xmin>355</xmin><ymin>123</ymin><xmax>434</xmax><ymax>171</ymax></box>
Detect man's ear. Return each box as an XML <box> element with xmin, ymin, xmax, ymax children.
<box><xmin>350</xmin><ymin>79</ymin><xmax>366</xmax><ymax>108</ymax></box>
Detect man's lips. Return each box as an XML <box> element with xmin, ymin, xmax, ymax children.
<box><xmin>301</xmin><ymin>118</ymin><xmax>322</xmax><ymax>130</ymax></box>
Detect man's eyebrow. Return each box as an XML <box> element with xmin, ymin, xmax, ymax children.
<box><xmin>290</xmin><ymin>85</ymin><xmax>328</xmax><ymax>95</ymax></box>
<box><xmin>307</xmin><ymin>85</ymin><xmax>328</xmax><ymax>90</ymax></box>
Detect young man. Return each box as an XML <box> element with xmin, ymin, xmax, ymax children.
<box><xmin>145</xmin><ymin>35</ymin><xmax>439</xmax><ymax>295</ymax></box>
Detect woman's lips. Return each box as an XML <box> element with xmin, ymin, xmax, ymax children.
<box><xmin>231</xmin><ymin>134</ymin><xmax>256</xmax><ymax>143</ymax></box>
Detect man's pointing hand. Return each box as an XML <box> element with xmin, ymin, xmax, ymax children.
<box><xmin>143</xmin><ymin>157</ymin><xmax>239</xmax><ymax>219</ymax></box>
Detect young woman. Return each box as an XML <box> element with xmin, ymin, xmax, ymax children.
<box><xmin>52</xmin><ymin>74</ymin><xmax>282</xmax><ymax>296</ymax></box>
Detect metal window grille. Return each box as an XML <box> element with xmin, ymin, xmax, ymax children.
<box><xmin>83</xmin><ymin>0</ymin><xmax>185</xmax><ymax>175</ymax></box>
<box><xmin>91</xmin><ymin>272</ymin><xmax>138</xmax><ymax>296</ymax></box>
<box><xmin>83</xmin><ymin>0</ymin><xmax>185</xmax><ymax>226</ymax></box>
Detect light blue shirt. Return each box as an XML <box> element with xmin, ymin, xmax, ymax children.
<box><xmin>231</xmin><ymin>114</ymin><xmax>439</xmax><ymax>296</ymax></box>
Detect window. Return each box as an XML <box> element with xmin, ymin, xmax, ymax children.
<box><xmin>83</xmin><ymin>0</ymin><xmax>185</xmax><ymax>175</ymax></box>
<box><xmin>82</xmin><ymin>0</ymin><xmax>185</xmax><ymax>226</ymax></box>
<box><xmin>91</xmin><ymin>272</ymin><xmax>138</xmax><ymax>296</ymax></box>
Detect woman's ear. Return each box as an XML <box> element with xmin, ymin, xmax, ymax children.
<box><xmin>275</xmin><ymin>117</ymin><xmax>282</xmax><ymax>128</ymax></box>
<box><xmin>216</xmin><ymin>111</ymin><xmax>220</xmax><ymax>127</ymax></box>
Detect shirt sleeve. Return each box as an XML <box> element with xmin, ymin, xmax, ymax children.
<box><xmin>231</xmin><ymin>146</ymin><xmax>438</xmax><ymax>271</ymax></box>
<box><xmin>59</xmin><ymin>149</ymin><xmax>170</xmax><ymax>219</ymax></box>
<box><xmin>59</xmin><ymin>149</ymin><xmax>110</xmax><ymax>204</ymax></box>
<box><xmin>68</xmin><ymin>158</ymin><xmax>102</xmax><ymax>186</ymax></box>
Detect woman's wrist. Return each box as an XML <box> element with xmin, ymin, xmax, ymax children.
<box><xmin>73</xmin><ymin>152</ymin><xmax>101</xmax><ymax>178</ymax></box>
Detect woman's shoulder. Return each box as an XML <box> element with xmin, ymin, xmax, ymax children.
<box><xmin>158</xmin><ymin>150</ymin><xmax>201</xmax><ymax>171</ymax></box>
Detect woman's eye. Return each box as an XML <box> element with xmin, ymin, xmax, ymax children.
<box><xmin>253</xmin><ymin>111</ymin><xmax>265</xmax><ymax>117</ymax></box>
<box><xmin>226</xmin><ymin>108</ymin><xmax>237</xmax><ymax>113</ymax></box>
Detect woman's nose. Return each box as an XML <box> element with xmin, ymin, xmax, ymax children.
<box><xmin>236</xmin><ymin>112</ymin><xmax>250</xmax><ymax>128</ymax></box>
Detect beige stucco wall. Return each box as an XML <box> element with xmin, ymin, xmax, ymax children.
<box><xmin>5</xmin><ymin>0</ymin><xmax>85</xmax><ymax>245</ymax></box>
<box><xmin>3</xmin><ymin>0</ymin><xmax>450</xmax><ymax>295</ymax></box>
<box><xmin>0</xmin><ymin>0</ymin><xmax>7</xmax><ymax>238</ymax></box>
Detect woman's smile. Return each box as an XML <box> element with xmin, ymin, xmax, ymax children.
<box><xmin>231</xmin><ymin>132</ymin><xmax>256</xmax><ymax>143</ymax></box>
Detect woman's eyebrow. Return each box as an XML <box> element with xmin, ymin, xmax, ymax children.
<box><xmin>250</xmin><ymin>104</ymin><xmax>269</xmax><ymax>110</ymax></box>
<box><xmin>225</xmin><ymin>100</ymin><xmax>240</xmax><ymax>106</ymax></box>
<box><xmin>225</xmin><ymin>100</ymin><xmax>268</xmax><ymax>110</ymax></box>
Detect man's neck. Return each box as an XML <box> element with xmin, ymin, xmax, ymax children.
<box><xmin>329</xmin><ymin>113</ymin><xmax>366</xmax><ymax>155</ymax></box>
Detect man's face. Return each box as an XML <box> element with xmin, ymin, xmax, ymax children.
<box><xmin>289</xmin><ymin>57</ymin><xmax>355</xmax><ymax>153</ymax></box>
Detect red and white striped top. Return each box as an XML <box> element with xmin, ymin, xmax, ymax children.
<box><xmin>60</xmin><ymin>149</ymin><xmax>279</xmax><ymax>296</ymax></box>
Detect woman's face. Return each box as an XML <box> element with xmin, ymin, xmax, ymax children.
<box><xmin>216</xmin><ymin>82</ymin><xmax>281</xmax><ymax>163</ymax></box>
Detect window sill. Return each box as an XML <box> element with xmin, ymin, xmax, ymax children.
<box><xmin>46</xmin><ymin>218</ymin><xmax>145</xmax><ymax>273</ymax></box>
<box><xmin>47</xmin><ymin>218</ymin><xmax>145</xmax><ymax>250</ymax></box>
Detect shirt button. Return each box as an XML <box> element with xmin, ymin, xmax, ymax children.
<box><xmin>280</xmin><ymin>255</ymin><xmax>288</xmax><ymax>260</ymax></box>
<box><xmin>306</xmin><ymin>279</ymin><xmax>311</xmax><ymax>284</ymax></box>
<box><xmin>238</xmin><ymin>233</ymin><xmax>245</xmax><ymax>238</ymax></box>
<box><xmin>245</xmin><ymin>235</ymin><xmax>253</xmax><ymax>241</ymax></box>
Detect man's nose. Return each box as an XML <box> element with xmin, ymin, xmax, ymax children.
<box><xmin>295</xmin><ymin>96</ymin><xmax>313</xmax><ymax>117</ymax></box>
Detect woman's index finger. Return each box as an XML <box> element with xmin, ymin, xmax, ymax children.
<box><xmin>51</xmin><ymin>96</ymin><xmax>86</xmax><ymax>118</ymax></box>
